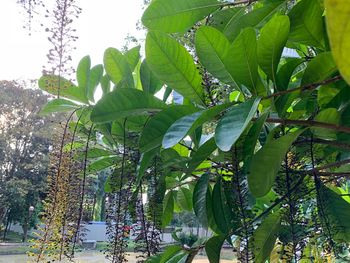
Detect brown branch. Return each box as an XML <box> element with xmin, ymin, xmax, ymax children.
<box><xmin>262</xmin><ymin>118</ymin><xmax>350</xmax><ymax>134</ymax></box>
<box><xmin>294</xmin><ymin>138</ymin><xmax>350</xmax><ymax>151</ymax></box>
<box><xmin>262</xmin><ymin>75</ymin><xmax>342</xmax><ymax>100</ymax></box>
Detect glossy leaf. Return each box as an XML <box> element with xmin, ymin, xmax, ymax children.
<box><xmin>253</xmin><ymin>212</ymin><xmax>281</xmax><ymax>263</ymax></box>
<box><xmin>248</xmin><ymin>130</ymin><xmax>304</xmax><ymax>197</ymax></box>
<box><xmin>146</xmin><ymin>31</ymin><xmax>205</xmax><ymax>105</ymax></box>
<box><xmin>136</xmin><ymin>148</ymin><xmax>159</xmax><ymax>186</ymax></box>
<box><xmin>163</xmin><ymin>103</ymin><xmax>230</xmax><ymax>149</ymax></box>
<box><xmin>325</xmin><ymin>0</ymin><xmax>350</xmax><ymax>85</ymax></box>
<box><xmin>188</xmin><ymin>137</ymin><xmax>217</xmax><ymax>173</ymax></box>
<box><xmin>139</xmin><ymin>105</ymin><xmax>198</xmax><ymax>153</ymax></box>
<box><xmin>276</xmin><ymin>58</ymin><xmax>303</xmax><ymax>91</ymax></box>
<box><xmin>162</xmin><ymin>190</ymin><xmax>175</xmax><ymax>228</ymax></box>
<box><xmin>91</xmin><ymin>88</ymin><xmax>166</xmax><ymax>123</ymax></box>
<box><xmin>205</xmin><ymin>235</ymin><xmax>226</xmax><ymax>263</ymax></box>
<box><xmin>142</xmin><ymin>0</ymin><xmax>220</xmax><ymax>33</ymax></box>
<box><xmin>288</xmin><ymin>0</ymin><xmax>324</xmax><ymax>48</ymax></box>
<box><xmin>177</xmin><ymin>187</ymin><xmax>193</xmax><ymax>211</ymax></box>
<box><xmin>40</xmin><ymin>98</ymin><xmax>79</xmax><ymax>115</ymax></box>
<box><xmin>104</xmin><ymin>47</ymin><xmax>134</xmax><ymax>88</ymax></box>
<box><xmin>257</xmin><ymin>15</ymin><xmax>290</xmax><ymax>83</ymax></box>
<box><xmin>215</xmin><ymin>98</ymin><xmax>261</xmax><ymax>152</ymax></box>
<box><xmin>193</xmin><ymin>173</ymin><xmax>210</xmax><ymax>228</ymax></box>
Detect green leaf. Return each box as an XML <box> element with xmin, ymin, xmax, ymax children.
<box><xmin>177</xmin><ymin>187</ymin><xmax>193</xmax><ymax>211</ymax></box>
<box><xmin>125</xmin><ymin>46</ymin><xmax>141</xmax><ymax>72</ymax></box>
<box><xmin>253</xmin><ymin>212</ymin><xmax>281</xmax><ymax>263</ymax></box>
<box><xmin>219</xmin><ymin>1</ymin><xmax>286</xmax><ymax>42</ymax></box>
<box><xmin>91</xmin><ymin>88</ymin><xmax>166</xmax><ymax>123</ymax></box>
<box><xmin>39</xmin><ymin>98</ymin><xmax>79</xmax><ymax>115</ymax></box>
<box><xmin>139</xmin><ymin>105</ymin><xmax>198</xmax><ymax>153</ymax></box>
<box><xmin>87</xmin><ymin>64</ymin><xmax>103</xmax><ymax>102</ymax></box>
<box><xmin>288</xmin><ymin>0</ymin><xmax>324</xmax><ymax>48</ymax></box>
<box><xmin>38</xmin><ymin>75</ymin><xmax>88</xmax><ymax>104</ymax></box>
<box><xmin>188</xmin><ymin>137</ymin><xmax>217</xmax><ymax>173</ymax></box>
<box><xmin>301</xmin><ymin>52</ymin><xmax>337</xmax><ymax>85</ymax></box>
<box><xmin>77</xmin><ymin>56</ymin><xmax>91</xmax><ymax>93</ymax></box>
<box><xmin>162</xmin><ymin>190</ymin><xmax>175</xmax><ymax>228</ymax></box>
<box><xmin>104</xmin><ymin>47</ymin><xmax>134</xmax><ymax>88</ymax></box>
<box><xmin>248</xmin><ymin>130</ymin><xmax>304</xmax><ymax>197</ymax></box>
<box><xmin>146</xmin><ymin>31</ymin><xmax>205</xmax><ymax>105</ymax></box>
<box><xmin>163</xmin><ymin>103</ymin><xmax>230</xmax><ymax>149</ymax></box>
<box><xmin>205</xmin><ymin>235</ymin><xmax>226</xmax><ymax>263</ymax></box>
<box><xmin>325</xmin><ymin>0</ymin><xmax>350</xmax><ymax>85</ymax></box>
<box><xmin>195</xmin><ymin>26</ymin><xmax>237</xmax><ymax>86</ymax></box>
<box><xmin>320</xmin><ymin>184</ymin><xmax>350</xmax><ymax>242</ymax></box>
<box><xmin>225</xmin><ymin>28</ymin><xmax>260</xmax><ymax>94</ymax></box>
<box><xmin>87</xmin><ymin>156</ymin><xmax>119</xmax><ymax>173</ymax></box>
<box><xmin>215</xmin><ymin>98</ymin><xmax>261</xmax><ymax>152</ymax></box>
<box><xmin>193</xmin><ymin>173</ymin><xmax>210</xmax><ymax>228</ymax></box>
<box><xmin>142</xmin><ymin>0</ymin><xmax>220</xmax><ymax>33</ymax></box>
<box><xmin>257</xmin><ymin>15</ymin><xmax>290</xmax><ymax>83</ymax></box>
<box><xmin>313</xmin><ymin>108</ymin><xmax>340</xmax><ymax>140</ymax></box>
<box><xmin>136</xmin><ymin>148</ymin><xmax>159</xmax><ymax>186</ymax></box>
<box><xmin>100</xmin><ymin>74</ymin><xmax>111</xmax><ymax>94</ymax></box>
<box><xmin>276</xmin><ymin>58</ymin><xmax>303</xmax><ymax>91</ymax></box>
<box><xmin>140</xmin><ymin>60</ymin><xmax>163</xmax><ymax>94</ymax></box>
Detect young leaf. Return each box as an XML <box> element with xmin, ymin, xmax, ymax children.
<box><xmin>139</xmin><ymin>105</ymin><xmax>199</xmax><ymax>153</ymax></box>
<box><xmin>125</xmin><ymin>45</ymin><xmax>141</xmax><ymax>72</ymax></box>
<box><xmin>215</xmin><ymin>98</ymin><xmax>261</xmax><ymax>152</ymax></box>
<box><xmin>325</xmin><ymin>0</ymin><xmax>350</xmax><ymax>85</ymax></box>
<box><xmin>205</xmin><ymin>235</ymin><xmax>226</xmax><ymax>263</ymax></box>
<box><xmin>146</xmin><ymin>31</ymin><xmax>205</xmax><ymax>105</ymax></box>
<box><xmin>77</xmin><ymin>55</ymin><xmax>91</xmax><ymax>93</ymax></box>
<box><xmin>288</xmin><ymin>0</ymin><xmax>324</xmax><ymax>48</ymax></box>
<box><xmin>195</xmin><ymin>26</ymin><xmax>237</xmax><ymax>86</ymax></box>
<box><xmin>193</xmin><ymin>173</ymin><xmax>210</xmax><ymax>228</ymax></box>
<box><xmin>177</xmin><ymin>187</ymin><xmax>193</xmax><ymax>211</ymax></box>
<box><xmin>253</xmin><ymin>212</ymin><xmax>281</xmax><ymax>263</ymax></box>
<box><xmin>142</xmin><ymin>0</ymin><xmax>220</xmax><ymax>33</ymax></box>
<box><xmin>87</xmin><ymin>64</ymin><xmax>103</xmax><ymax>102</ymax></box>
<box><xmin>163</xmin><ymin>103</ymin><xmax>230</xmax><ymax>149</ymax></box>
<box><xmin>104</xmin><ymin>47</ymin><xmax>134</xmax><ymax>88</ymax></box>
<box><xmin>39</xmin><ymin>98</ymin><xmax>79</xmax><ymax>115</ymax></box>
<box><xmin>248</xmin><ymin>130</ymin><xmax>304</xmax><ymax>197</ymax></box>
<box><xmin>301</xmin><ymin>52</ymin><xmax>337</xmax><ymax>85</ymax></box>
<box><xmin>91</xmin><ymin>88</ymin><xmax>166</xmax><ymax>123</ymax></box>
<box><xmin>257</xmin><ymin>15</ymin><xmax>290</xmax><ymax>83</ymax></box>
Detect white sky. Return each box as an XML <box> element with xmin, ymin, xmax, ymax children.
<box><xmin>0</xmin><ymin>0</ymin><xmax>144</xmax><ymax>80</ymax></box>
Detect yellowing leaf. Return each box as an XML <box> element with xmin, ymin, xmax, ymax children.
<box><xmin>325</xmin><ymin>0</ymin><xmax>350</xmax><ymax>84</ymax></box>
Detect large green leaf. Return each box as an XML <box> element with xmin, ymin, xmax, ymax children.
<box><xmin>301</xmin><ymin>52</ymin><xmax>337</xmax><ymax>85</ymax></box>
<box><xmin>205</xmin><ymin>235</ymin><xmax>226</xmax><ymax>263</ymax></box>
<box><xmin>215</xmin><ymin>98</ymin><xmax>261</xmax><ymax>152</ymax></box>
<box><xmin>125</xmin><ymin>45</ymin><xmax>141</xmax><ymax>72</ymax></box>
<box><xmin>248</xmin><ymin>130</ymin><xmax>304</xmax><ymax>197</ymax></box>
<box><xmin>142</xmin><ymin>0</ymin><xmax>220</xmax><ymax>33</ymax></box>
<box><xmin>140</xmin><ymin>60</ymin><xmax>163</xmax><ymax>94</ymax></box>
<box><xmin>276</xmin><ymin>58</ymin><xmax>303</xmax><ymax>91</ymax></box>
<box><xmin>288</xmin><ymin>0</ymin><xmax>324</xmax><ymax>48</ymax></box>
<box><xmin>104</xmin><ymin>47</ymin><xmax>134</xmax><ymax>88</ymax></box>
<box><xmin>253</xmin><ymin>212</ymin><xmax>281</xmax><ymax>263</ymax></box>
<box><xmin>40</xmin><ymin>98</ymin><xmax>79</xmax><ymax>115</ymax></box>
<box><xmin>77</xmin><ymin>56</ymin><xmax>91</xmax><ymax>95</ymax></box>
<box><xmin>224</xmin><ymin>28</ymin><xmax>260</xmax><ymax>94</ymax></box>
<box><xmin>87</xmin><ymin>65</ymin><xmax>104</xmax><ymax>102</ymax></box>
<box><xmin>177</xmin><ymin>187</ymin><xmax>193</xmax><ymax>211</ymax></box>
<box><xmin>193</xmin><ymin>173</ymin><xmax>210</xmax><ymax>228</ymax></box>
<box><xmin>163</xmin><ymin>103</ymin><xmax>230</xmax><ymax>149</ymax></box>
<box><xmin>162</xmin><ymin>190</ymin><xmax>175</xmax><ymax>228</ymax></box>
<box><xmin>87</xmin><ymin>156</ymin><xmax>119</xmax><ymax>173</ymax></box>
<box><xmin>320</xmin><ymin>184</ymin><xmax>350</xmax><ymax>242</ymax></box>
<box><xmin>195</xmin><ymin>26</ymin><xmax>237</xmax><ymax>86</ymax></box>
<box><xmin>139</xmin><ymin>105</ymin><xmax>199</xmax><ymax>153</ymax></box>
<box><xmin>325</xmin><ymin>0</ymin><xmax>350</xmax><ymax>85</ymax></box>
<box><xmin>38</xmin><ymin>75</ymin><xmax>88</xmax><ymax>104</ymax></box>
<box><xmin>91</xmin><ymin>88</ymin><xmax>166</xmax><ymax>123</ymax></box>
<box><xmin>136</xmin><ymin>148</ymin><xmax>159</xmax><ymax>186</ymax></box>
<box><xmin>257</xmin><ymin>15</ymin><xmax>290</xmax><ymax>83</ymax></box>
<box><xmin>146</xmin><ymin>31</ymin><xmax>205</xmax><ymax>105</ymax></box>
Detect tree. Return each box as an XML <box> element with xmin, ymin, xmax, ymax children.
<box><xmin>0</xmin><ymin>81</ymin><xmax>57</xmax><ymax>242</ymax></box>
<box><xmin>32</xmin><ymin>0</ymin><xmax>350</xmax><ymax>262</ymax></box>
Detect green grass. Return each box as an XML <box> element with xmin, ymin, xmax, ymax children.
<box><xmin>0</xmin><ymin>230</ymin><xmax>33</xmax><ymax>243</ymax></box>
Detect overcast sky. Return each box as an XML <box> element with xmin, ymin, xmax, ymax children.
<box><xmin>0</xmin><ymin>0</ymin><xmax>144</xmax><ymax>80</ymax></box>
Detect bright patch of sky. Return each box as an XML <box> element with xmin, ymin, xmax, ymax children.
<box><xmin>0</xmin><ymin>0</ymin><xmax>144</xmax><ymax>80</ymax></box>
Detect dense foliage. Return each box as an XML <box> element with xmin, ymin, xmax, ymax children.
<box><xmin>33</xmin><ymin>0</ymin><xmax>350</xmax><ymax>262</ymax></box>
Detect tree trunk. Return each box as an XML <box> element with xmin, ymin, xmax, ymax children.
<box><xmin>2</xmin><ymin>214</ymin><xmax>10</xmax><ymax>241</ymax></box>
<box><xmin>22</xmin><ymin>224</ymin><xmax>28</xmax><ymax>242</ymax></box>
